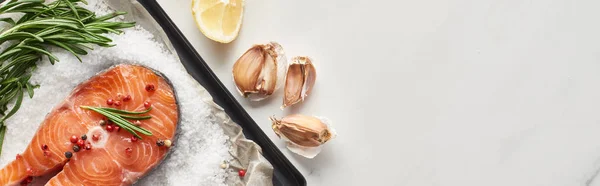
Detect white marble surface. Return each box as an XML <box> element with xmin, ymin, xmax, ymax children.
<box><xmin>156</xmin><ymin>0</ymin><xmax>600</xmax><ymax>185</ymax></box>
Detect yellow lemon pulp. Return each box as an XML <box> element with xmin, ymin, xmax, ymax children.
<box><xmin>192</xmin><ymin>0</ymin><xmax>244</xmax><ymax>43</ymax></box>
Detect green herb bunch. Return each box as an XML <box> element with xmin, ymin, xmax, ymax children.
<box><xmin>0</xmin><ymin>0</ymin><xmax>135</xmax><ymax>154</ymax></box>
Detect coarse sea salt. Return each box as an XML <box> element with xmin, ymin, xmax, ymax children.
<box><xmin>0</xmin><ymin>1</ymin><xmax>232</xmax><ymax>185</ymax></box>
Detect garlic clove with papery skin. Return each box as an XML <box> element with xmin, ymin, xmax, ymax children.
<box><xmin>233</xmin><ymin>42</ymin><xmax>287</xmax><ymax>101</ymax></box>
<box><xmin>282</xmin><ymin>56</ymin><xmax>316</xmax><ymax>109</ymax></box>
<box><xmin>271</xmin><ymin>114</ymin><xmax>335</xmax><ymax>158</ymax></box>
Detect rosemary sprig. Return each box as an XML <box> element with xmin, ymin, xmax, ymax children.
<box><xmin>80</xmin><ymin>106</ymin><xmax>153</xmax><ymax>139</ymax></box>
<box><xmin>0</xmin><ymin>0</ymin><xmax>135</xmax><ymax>155</ymax></box>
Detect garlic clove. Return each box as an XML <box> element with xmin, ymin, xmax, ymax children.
<box><xmin>257</xmin><ymin>52</ymin><xmax>277</xmax><ymax>96</ymax></box>
<box><xmin>282</xmin><ymin>57</ymin><xmax>316</xmax><ymax>108</ymax></box>
<box><xmin>283</xmin><ymin>65</ymin><xmax>304</xmax><ymax>108</ymax></box>
<box><xmin>271</xmin><ymin>114</ymin><xmax>335</xmax><ymax>158</ymax></box>
<box><xmin>233</xmin><ymin>46</ymin><xmax>264</xmax><ymax>96</ymax></box>
<box><xmin>233</xmin><ymin>42</ymin><xmax>287</xmax><ymax>101</ymax></box>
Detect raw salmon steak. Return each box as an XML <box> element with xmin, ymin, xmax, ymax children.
<box><xmin>0</xmin><ymin>64</ymin><xmax>179</xmax><ymax>185</ymax></box>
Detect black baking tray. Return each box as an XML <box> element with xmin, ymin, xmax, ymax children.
<box><xmin>137</xmin><ymin>0</ymin><xmax>306</xmax><ymax>185</ymax></box>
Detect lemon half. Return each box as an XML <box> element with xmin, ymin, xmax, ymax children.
<box><xmin>192</xmin><ymin>0</ymin><xmax>244</xmax><ymax>43</ymax></box>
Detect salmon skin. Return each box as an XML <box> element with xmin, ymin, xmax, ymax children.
<box><xmin>0</xmin><ymin>64</ymin><xmax>179</xmax><ymax>185</ymax></box>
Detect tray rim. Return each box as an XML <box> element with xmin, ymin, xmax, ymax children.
<box><xmin>135</xmin><ymin>0</ymin><xmax>307</xmax><ymax>185</ymax></box>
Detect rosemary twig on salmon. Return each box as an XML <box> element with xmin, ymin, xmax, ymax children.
<box><xmin>0</xmin><ymin>0</ymin><xmax>135</xmax><ymax>155</ymax></box>
<box><xmin>80</xmin><ymin>106</ymin><xmax>153</xmax><ymax>139</ymax></box>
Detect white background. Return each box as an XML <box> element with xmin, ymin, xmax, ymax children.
<box><xmin>158</xmin><ymin>0</ymin><xmax>600</xmax><ymax>185</ymax></box>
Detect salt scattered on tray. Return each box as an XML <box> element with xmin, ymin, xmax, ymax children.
<box><xmin>0</xmin><ymin>1</ymin><xmax>232</xmax><ymax>185</ymax></box>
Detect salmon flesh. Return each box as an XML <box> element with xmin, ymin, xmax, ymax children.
<box><xmin>0</xmin><ymin>64</ymin><xmax>179</xmax><ymax>185</ymax></box>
